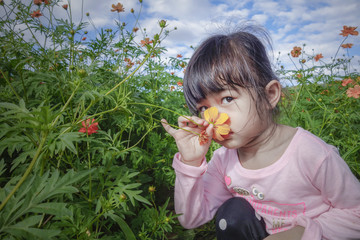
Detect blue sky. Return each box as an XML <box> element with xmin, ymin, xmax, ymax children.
<box><xmin>16</xmin><ymin>0</ymin><xmax>360</xmax><ymax>74</ymax></box>
<box><xmin>61</xmin><ymin>0</ymin><xmax>360</xmax><ymax>71</ymax></box>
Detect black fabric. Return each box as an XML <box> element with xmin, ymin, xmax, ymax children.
<box><xmin>215</xmin><ymin>197</ymin><xmax>269</xmax><ymax>240</ymax></box>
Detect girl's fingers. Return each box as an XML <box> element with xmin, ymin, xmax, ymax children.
<box><xmin>161</xmin><ymin>119</ymin><xmax>177</xmax><ymax>136</ymax></box>
<box><xmin>178</xmin><ymin>116</ymin><xmax>206</xmax><ymax>128</ymax></box>
<box><xmin>205</xmin><ymin>123</ymin><xmax>214</xmax><ymax>139</ymax></box>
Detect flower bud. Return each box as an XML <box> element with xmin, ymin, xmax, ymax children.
<box><xmin>148</xmin><ymin>186</ymin><xmax>156</xmax><ymax>193</ymax></box>
<box><xmin>153</xmin><ymin>34</ymin><xmax>159</xmax><ymax>41</ymax></box>
<box><xmin>159</xmin><ymin>20</ymin><xmax>167</xmax><ymax>28</ymax></box>
<box><xmin>120</xmin><ymin>194</ymin><xmax>127</xmax><ymax>201</ymax></box>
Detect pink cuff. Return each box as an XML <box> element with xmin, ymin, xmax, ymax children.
<box><xmin>294</xmin><ymin>216</ymin><xmax>322</xmax><ymax>240</ymax></box>
<box><xmin>172</xmin><ymin>152</ymin><xmax>208</xmax><ymax>178</ymax></box>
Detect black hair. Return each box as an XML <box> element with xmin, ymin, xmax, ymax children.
<box><xmin>183</xmin><ymin>24</ymin><xmax>279</xmax><ymax>122</ymax></box>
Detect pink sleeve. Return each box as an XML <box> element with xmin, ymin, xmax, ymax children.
<box><xmin>296</xmin><ymin>147</ymin><xmax>360</xmax><ymax>239</ymax></box>
<box><xmin>172</xmin><ymin>152</ymin><xmax>232</xmax><ymax>229</ymax></box>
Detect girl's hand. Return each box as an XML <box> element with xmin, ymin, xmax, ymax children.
<box><xmin>161</xmin><ymin>116</ymin><xmax>213</xmax><ymax>167</ymax></box>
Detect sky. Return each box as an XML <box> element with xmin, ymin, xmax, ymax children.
<box><xmin>5</xmin><ymin>0</ymin><xmax>360</xmax><ymax>76</ymax></box>
<box><xmin>64</xmin><ymin>0</ymin><xmax>360</xmax><ymax>72</ymax></box>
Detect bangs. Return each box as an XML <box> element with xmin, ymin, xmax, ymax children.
<box><xmin>183</xmin><ymin>34</ymin><xmax>255</xmax><ymax>115</ymax></box>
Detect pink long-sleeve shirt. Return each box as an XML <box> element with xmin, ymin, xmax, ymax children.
<box><xmin>172</xmin><ymin>127</ymin><xmax>360</xmax><ymax>239</ymax></box>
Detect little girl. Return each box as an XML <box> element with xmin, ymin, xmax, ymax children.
<box><xmin>161</xmin><ymin>25</ymin><xmax>360</xmax><ymax>239</ymax></box>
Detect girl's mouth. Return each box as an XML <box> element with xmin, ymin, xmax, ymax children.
<box><xmin>221</xmin><ymin>132</ymin><xmax>233</xmax><ymax>140</ymax></box>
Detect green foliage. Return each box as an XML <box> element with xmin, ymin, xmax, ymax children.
<box><xmin>277</xmin><ymin>45</ymin><xmax>360</xmax><ymax>175</ymax></box>
<box><xmin>0</xmin><ymin>169</ymin><xmax>93</xmax><ymax>239</ymax></box>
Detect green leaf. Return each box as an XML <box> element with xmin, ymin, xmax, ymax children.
<box><xmin>0</xmin><ymin>159</ymin><xmax>6</xmax><ymax>177</ymax></box>
<box><xmin>108</xmin><ymin>213</ymin><xmax>136</xmax><ymax>240</ymax></box>
<box><xmin>10</xmin><ymin>215</ymin><xmax>42</xmax><ymax>228</ymax></box>
<box><xmin>57</xmin><ymin>132</ymin><xmax>80</xmax><ymax>154</ymax></box>
<box><xmin>29</xmin><ymin>202</ymin><xmax>71</xmax><ymax>216</ymax></box>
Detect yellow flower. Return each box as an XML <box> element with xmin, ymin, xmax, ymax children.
<box><xmin>204</xmin><ymin>107</ymin><xmax>231</xmax><ymax>141</ymax></box>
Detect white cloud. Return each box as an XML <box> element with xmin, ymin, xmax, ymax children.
<box><xmin>251</xmin><ymin>14</ymin><xmax>268</xmax><ymax>25</ymax></box>
<box><xmin>11</xmin><ymin>0</ymin><xmax>359</xmax><ymax>73</ymax></box>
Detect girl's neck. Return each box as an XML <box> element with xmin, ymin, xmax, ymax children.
<box><xmin>237</xmin><ymin>124</ymin><xmax>297</xmax><ymax>170</ymax></box>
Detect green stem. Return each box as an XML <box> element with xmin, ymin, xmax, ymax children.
<box><xmin>1</xmin><ymin>70</ymin><xmax>21</xmax><ymax>101</ymax></box>
<box><xmin>0</xmin><ymin>133</ymin><xmax>48</xmax><ymax>211</ymax></box>
<box><xmin>291</xmin><ymin>84</ymin><xmax>303</xmax><ymax>113</ymax></box>
<box><xmin>86</xmin><ymin>134</ymin><xmax>92</xmax><ymax>201</ymax></box>
<box><xmin>51</xmin><ymin>82</ymin><xmax>80</xmax><ymax>128</ymax></box>
<box><xmin>19</xmin><ymin>72</ymin><xmax>28</xmax><ymax>103</ymax></box>
<box><xmin>105</xmin><ymin>52</ymin><xmax>152</xmax><ymax>96</ymax></box>
<box><xmin>118</xmin><ymin>127</ymin><xmax>153</xmax><ymax>155</ymax></box>
<box><xmin>105</xmin><ymin>27</ymin><xmax>164</xmax><ymax>96</ymax></box>
<box><xmin>134</xmin><ymin>110</ymin><xmax>198</xmax><ymax>136</ymax></box>
<box><xmin>129</xmin><ymin>102</ymin><xmax>202</xmax><ymax>128</ymax></box>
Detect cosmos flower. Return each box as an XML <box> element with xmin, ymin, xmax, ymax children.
<box><xmin>140</xmin><ymin>38</ymin><xmax>153</xmax><ymax>46</ymax></box>
<box><xmin>34</xmin><ymin>0</ymin><xmax>42</xmax><ymax>5</ymax></box>
<box><xmin>62</xmin><ymin>4</ymin><xmax>68</xmax><ymax>10</ymax></box>
<box><xmin>342</xmin><ymin>78</ymin><xmax>353</xmax><ymax>86</ymax></box>
<box><xmin>314</xmin><ymin>53</ymin><xmax>323</xmax><ymax>62</ymax></box>
<box><xmin>341</xmin><ymin>43</ymin><xmax>354</xmax><ymax>48</ymax></box>
<box><xmin>203</xmin><ymin>106</ymin><xmax>231</xmax><ymax>141</ymax></box>
<box><xmin>339</xmin><ymin>26</ymin><xmax>359</xmax><ymax>37</ymax></box>
<box><xmin>30</xmin><ymin>10</ymin><xmax>42</xmax><ymax>18</ymax></box>
<box><xmin>346</xmin><ymin>85</ymin><xmax>360</xmax><ymax>98</ymax></box>
<box><xmin>177</xmin><ymin>81</ymin><xmax>183</xmax><ymax>86</ymax></box>
<box><xmin>111</xmin><ymin>3</ymin><xmax>125</xmax><ymax>12</ymax></box>
<box><xmin>79</xmin><ymin>118</ymin><xmax>99</xmax><ymax>135</ymax></box>
<box><xmin>291</xmin><ymin>46</ymin><xmax>302</xmax><ymax>58</ymax></box>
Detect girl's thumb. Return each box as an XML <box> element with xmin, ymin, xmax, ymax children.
<box><xmin>161</xmin><ymin>119</ymin><xmax>176</xmax><ymax>136</ymax></box>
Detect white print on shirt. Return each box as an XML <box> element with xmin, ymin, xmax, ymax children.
<box><xmin>232</xmin><ymin>186</ymin><xmax>250</xmax><ymax>196</ymax></box>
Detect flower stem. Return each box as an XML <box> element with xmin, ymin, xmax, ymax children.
<box><xmin>1</xmin><ymin>70</ymin><xmax>21</xmax><ymax>101</ymax></box>
<box><xmin>131</xmin><ymin>103</ymin><xmax>202</xmax><ymax>136</ymax></box>
<box><xmin>0</xmin><ymin>132</ymin><xmax>48</xmax><ymax>211</ymax></box>
<box><xmin>129</xmin><ymin>102</ymin><xmax>202</xmax><ymax>128</ymax></box>
<box><xmin>86</xmin><ymin>134</ymin><xmax>92</xmax><ymax>201</ymax></box>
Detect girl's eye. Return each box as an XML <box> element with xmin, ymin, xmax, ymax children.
<box><xmin>199</xmin><ymin>106</ymin><xmax>208</xmax><ymax>112</ymax></box>
<box><xmin>222</xmin><ymin>97</ymin><xmax>233</xmax><ymax>104</ymax></box>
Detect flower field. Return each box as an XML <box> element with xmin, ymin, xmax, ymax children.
<box><xmin>0</xmin><ymin>0</ymin><xmax>359</xmax><ymax>239</ymax></box>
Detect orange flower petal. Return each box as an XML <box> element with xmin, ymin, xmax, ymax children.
<box><xmin>198</xmin><ymin>130</ymin><xmax>209</xmax><ymax>145</ymax></box>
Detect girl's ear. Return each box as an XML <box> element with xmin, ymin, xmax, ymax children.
<box><xmin>265</xmin><ymin>80</ymin><xmax>282</xmax><ymax>109</ymax></box>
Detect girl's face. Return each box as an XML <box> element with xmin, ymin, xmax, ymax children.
<box><xmin>197</xmin><ymin>86</ymin><xmax>269</xmax><ymax>150</ymax></box>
